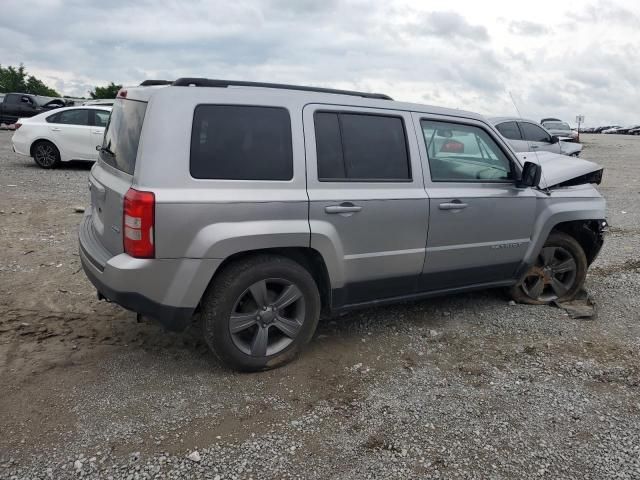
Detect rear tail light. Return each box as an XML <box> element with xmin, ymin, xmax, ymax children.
<box><xmin>123</xmin><ymin>188</ymin><xmax>155</xmax><ymax>258</ymax></box>
<box><xmin>14</xmin><ymin>123</ymin><xmax>22</xmax><ymax>130</ymax></box>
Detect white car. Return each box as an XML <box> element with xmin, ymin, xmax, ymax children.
<box><xmin>11</xmin><ymin>106</ymin><xmax>111</xmax><ymax>168</ymax></box>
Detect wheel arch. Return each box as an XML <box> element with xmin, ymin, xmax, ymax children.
<box><xmin>550</xmin><ymin>219</ymin><xmax>606</xmax><ymax>265</ymax></box>
<box><xmin>30</xmin><ymin>137</ymin><xmax>62</xmax><ymax>157</ymax></box>
<box><xmin>200</xmin><ymin>247</ymin><xmax>332</xmax><ymax>314</ymax></box>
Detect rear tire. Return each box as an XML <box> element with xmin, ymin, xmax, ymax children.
<box><xmin>201</xmin><ymin>255</ymin><xmax>321</xmax><ymax>372</ymax></box>
<box><xmin>32</xmin><ymin>141</ymin><xmax>61</xmax><ymax>169</ymax></box>
<box><xmin>510</xmin><ymin>232</ymin><xmax>587</xmax><ymax>305</ymax></box>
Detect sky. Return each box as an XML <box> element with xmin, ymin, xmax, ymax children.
<box><xmin>1</xmin><ymin>0</ymin><xmax>638</xmax><ymax>127</ymax></box>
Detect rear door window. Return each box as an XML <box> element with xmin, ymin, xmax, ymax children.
<box><xmin>51</xmin><ymin>109</ymin><xmax>90</xmax><ymax>126</ymax></box>
<box><xmin>314</xmin><ymin>111</ymin><xmax>410</xmax><ymax>181</ymax></box>
<box><xmin>5</xmin><ymin>94</ymin><xmax>21</xmax><ymax>105</ymax></box>
<box><xmin>92</xmin><ymin>110</ymin><xmax>110</xmax><ymax>127</ymax></box>
<box><xmin>190</xmin><ymin>105</ymin><xmax>293</xmax><ymax>180</ymax></box>
<box><xmin>99</xmin><ymin>99</ymin><xmax>147</xmax><ymax>175</ymax></box>
<box><xmin>519</xmin><ymin>122</ymin><xmax>551</xmax><ymax>142</ymax></box>
<box><xmin>495</xmin><ymin>121</ymin><xmax>521</xmax><ymax>140</ymax></box>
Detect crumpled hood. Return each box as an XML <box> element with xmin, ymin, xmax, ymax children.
<box><xmin>516</xmin><ymin>151</ymin><xmax>603</xmax><ymax>189</ymax></box>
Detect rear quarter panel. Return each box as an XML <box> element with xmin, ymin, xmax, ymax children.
<box><xmin>134</xmin><ymin>88</ymin><xmax>311</xmax><ymax>260</ymax></box>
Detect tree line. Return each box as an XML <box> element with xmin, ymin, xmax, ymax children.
<box><xmin>0</xmin><ymin>64</ymin><xmax>122</xmax><ymax>99</ymax></box>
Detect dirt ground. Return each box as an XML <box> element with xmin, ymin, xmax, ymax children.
<box><xmin>1</xmin><ymin>133</ymin><xmax>639</xmax><ymax>479</ymax></box>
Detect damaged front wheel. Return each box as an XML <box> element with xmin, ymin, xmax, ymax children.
<box><xmin>510</xmin><ymin>232</ymin><xmax>587</xmax><ymax>305</ymax></box>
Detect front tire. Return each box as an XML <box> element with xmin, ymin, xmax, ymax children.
<box><xmin>510</xmin><ymin>232</ymin><xmax>587</xmax><ymax>305</ymax></box>
<box><xmin>201</xmin><ymin>255</ymin><xmax>321</xmax><ymax>372</ymax></box>
<box><xmin>32</xmin><ymin>141</ymin><xmax>61</xmax><ymax>169</ymax></box>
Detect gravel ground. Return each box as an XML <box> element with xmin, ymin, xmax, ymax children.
<box><xmin>0</xmin><ymin>133</ymin><xmax>639</xmax><ymax>479</ymax></box>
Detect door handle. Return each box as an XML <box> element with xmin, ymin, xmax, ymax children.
<box><xmin>50</xmin><ymin>127</ymin><xmax>61</xmax><ymax>132</ymax></box>
<box><xmin>530</xmin><ymin>145</ymin><xmax>539</xmax><ymax>149</ymax></box>
<box><xmin>439</xmin><ymin>201</ymin><xmax>468</xmax><ymax>210</ymax></box>
<box><xmin>92</xmin><ymin>130</ymin><xmax>103</xmax><ymax>134</ymax></box>
<box><xmin>325</xmin><ymin>203</ymin><xmax>363</xmax><ymax>214</ymax></box>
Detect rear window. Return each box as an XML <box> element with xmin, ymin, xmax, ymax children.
<box><xmin>314</xmin><ymin>111</ymin><xmax>410</xmax><ymax>181</ymax></box>
<box><xmin>190</xmin><ymin>105</ymin><xmax>293</xmax><ymax>180</ymax></box>
<box><xmin>495</xmin><ymin>121</ymin><xmax>521</xmax><ymax>140</ymax></box>
<box><xmin>99</xmin><ymin>98</ymin><xmax>147</xmax><ymax>175</ymax></box>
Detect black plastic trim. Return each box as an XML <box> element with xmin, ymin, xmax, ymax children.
<box><xmin>139</xmin><ymin>80</ymin><xmax>173</xmax><ymax>86</ymax></box>
<box><xmin>171</xmin><ymin>78</ymin><xmax>393</xmax><ymax>100</ymax></box>
<box><xmin>331</xmin><ymin>262</ymin><xmax>520</xmax><ymax>310</ymax></box>
<box><xmin>81</xmin><ymin>258</ymin><xmax>194</xmax><ymax>332</ymax></box>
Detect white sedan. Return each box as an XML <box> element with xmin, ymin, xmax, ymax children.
<box><xmin>11</xmin><ymin>106</ymin><xmax>111</xmax><ymax>168</ymax></box>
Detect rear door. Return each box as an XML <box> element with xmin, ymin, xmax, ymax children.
<box><xmin>47</xmin><ymin>109</ymin><xmax>93</xmax><ymax>159</ymax></box>
<box><xmin>415</xmin><ymin>115</ymin><xmax>536</xmax><ymax>290</ymax></box>
<box><xmin>518</xmin><ymin>121</ymin><xmax>562</xmax><ymax>154</ymax></box>
<box><xmin>89</xmin><ymin>98</ymin><xmax>146</xmax><ymax>255</ymax></box>
<box><xmin>304</xmin><ymin>105</ymin><xmax>429</xmax><ymax>307</ymax></box>
<box><xmin>494</xmin><ymin>120</ymin><xmax>529</xmax><ymax>152</ymax></box>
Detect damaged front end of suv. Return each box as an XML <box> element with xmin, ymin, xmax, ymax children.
<box><xmin>510</xmin><ymin>151</ymin><xmax>608</xmax><ymax>304</ymax></box>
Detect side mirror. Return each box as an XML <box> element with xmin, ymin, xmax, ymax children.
<box><xmin>21</xmin><ymin>96</ymin><xmax>33</xmax><ymax>106</ymax></box>
<box><xmin>96</xmin><ymin>145</ymin><xmax>102</xmax><ymax>151</ymax></box>
<box><xmin>550</xmin><ymin>135</ymin><xmax>559</xmax><ymax>144</ymax></box>
<box><xmin>518</xmin><ymin>161</ymin><xmax>542</xmax><ymax>188</ymax></box>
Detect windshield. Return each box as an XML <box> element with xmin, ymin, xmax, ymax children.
<box><xmin>544</xmin><ymin>122</ymin><xmax>571</xmax><ymax>130</ymax></box>
<box><xmin>99</xmin><ymin>98</ymin><xmax>147</xmax><ymax>175</ymax></box>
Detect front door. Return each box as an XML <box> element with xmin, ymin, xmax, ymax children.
<box><xmin>518</xmin><ymin>121</ymin><xmax>562</xmax><ymax>154</ymax></box>
<box><xmin>414</xmin><ymin>114</ymin><xmax>536</xmax><ymax>291</ymax></box>
<box><xmin>304</xmin><ymin>105</ymin><xmax>429</xmax><ymax>308</ymax></box>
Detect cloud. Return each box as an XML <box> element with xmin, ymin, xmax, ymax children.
<box><xmin>575</xmin><ymin>0</ymin><xmax>640</xmax><ymax>26</ymax></box>
<box><xmin>509</xmin><ymin>20</ymin><xmax>548</xmax><ymax>36</ymax></box>
<box><xmin>0</xmin><ymin>0</ymin><xmax>638</xmax><ymax>126</ymax></box>
<box><xmin>411</xmin><ymin>11</ymin><xmax>489</xmax><ymax>42</ymax></box>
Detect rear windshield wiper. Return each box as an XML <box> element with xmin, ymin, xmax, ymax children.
<box><xmin>98</xmin><ymin>145</ymin><xmax>115</xmax><ymax>156</ymax></box>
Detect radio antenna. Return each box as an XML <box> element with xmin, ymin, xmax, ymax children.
<box><xmin>507</xmin><ymin>91</ymin><xmax>550</xmax><ymax>194</ymax></box>
<box><xmin>509</xmin><ymin>90</ymin><xmax>523</xmax><ymax>118</ymax></box>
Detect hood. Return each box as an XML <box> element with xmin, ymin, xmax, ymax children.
<box><xmin>516</xmin><ymin>151</ymin><xmax>603</xmax><ymax>189</ymax></box>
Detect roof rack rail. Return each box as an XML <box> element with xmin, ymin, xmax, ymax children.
<box><xmin>171</xmin><ymin>78</ymin><xmax>393</xmax><ymax>100</ymax></box>
<box><xmin>139</xmin><ymin>80</ymin><xmax>173</xmax><ymax>86</ymax></box>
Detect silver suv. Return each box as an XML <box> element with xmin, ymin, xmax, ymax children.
<box><xmin>79</xmin><ymin>78</ymin><xmax>607</xmax><ymax>371</ymax></box>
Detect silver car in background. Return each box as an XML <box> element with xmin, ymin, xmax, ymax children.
<box><xmin>491</xmin><ymin>117</ymin><xmax>582</xmax><ymax>157</ymax></box>
<box><xmin>541</xmin><ymin>119</ymin><xmax>579</xmax><ymax>142</ymax></box>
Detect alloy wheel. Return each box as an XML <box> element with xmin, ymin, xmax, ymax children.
<box><xmin>229</xmin><ymin>278</ymin><xmax>305</xmax><ymax>357</ymax></box>
<box><xmin>35</xmin><ymin>144</ymin><xmax>57</xmax><ymax>167</ymax></box>
<box><xmin>521</xmin><ymin>246</ymin><xmax>578</xmax><ymax>302</ymax></box>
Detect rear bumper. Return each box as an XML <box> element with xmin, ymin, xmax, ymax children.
<box><xmin>81</xmin><ymin>259</ymin><xmax>194</xmax><ymax>331</ymax></box>
<box><xmin>11</xmin><ymin>136</ymin><xmax>30</xmax><ymax>157</ymax></box>
<box><xmin>79</xmin><ymin>211</ymin><xmax>221</xmax><ymax>331</ymax></box>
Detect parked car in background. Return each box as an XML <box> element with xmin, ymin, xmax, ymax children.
<box><xmin>78</xmin><ymin>78</ymin><xmax>606</xmax><ymax>371</ymax></box>
<box><xmin>592</xmin><ymin>126</ymin><xmax>609</xmax><ymax>133</ymax></box>
<box><xmin>611</xmin><ymin>125</ymin><xmax>640</xmax><ymax>135</ymax></box>
<box><xmin>540</xmin><ymin>120</ymin><xmax>579</xmax><ymax>142</ymax></box>
<box><xmin>628</xmin><ymin>127</ymin><xmax>640</xmax><ymax>135</ymax></box>
<box><xmin>491</xmin><ymin>117</ymin><xmax>582</xmax><ymax>156</ymax></box>
<box><xmin>0</xmin><ymin>93</ymin><xmax>67</xmax><ymax>125</ymax></box>
<box><xmin>602</xmin><ymin>126</ymin><xmax>624</xmax><ymax>134</ymax></box>
<box><xmin>11</xmin><ymin>106</ymin><xmax>111</xmax><ymax>168</ymax></box>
